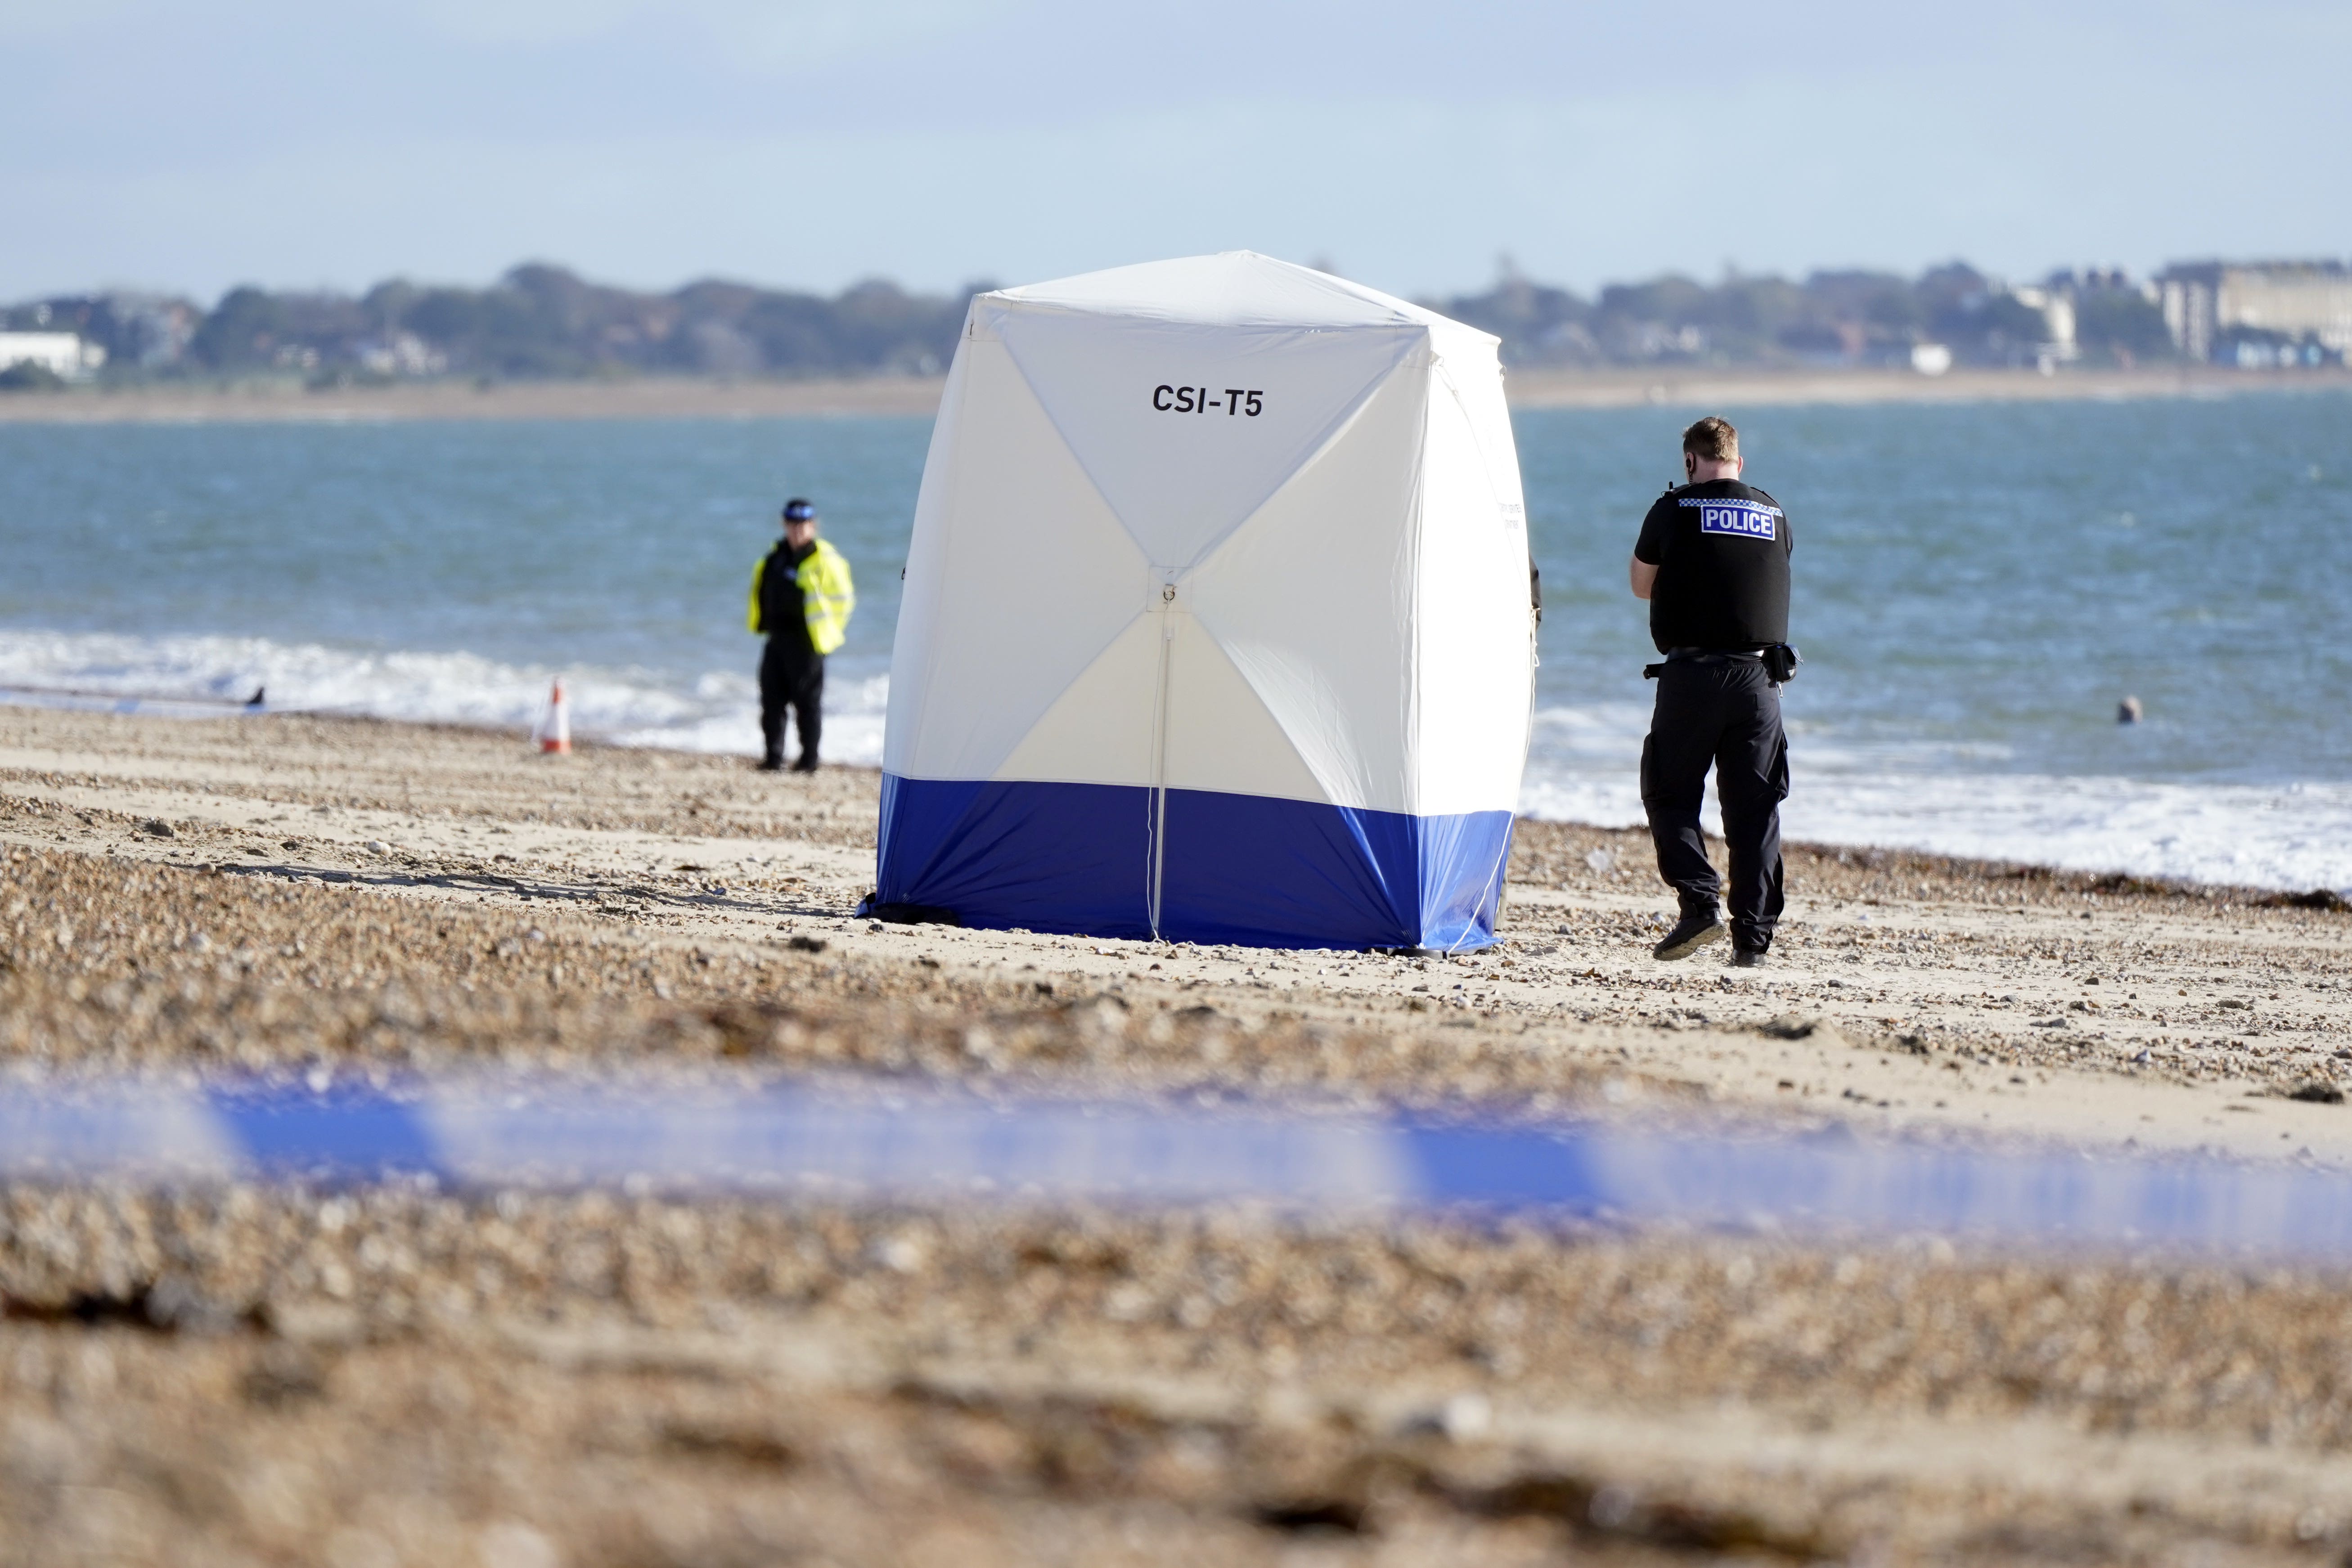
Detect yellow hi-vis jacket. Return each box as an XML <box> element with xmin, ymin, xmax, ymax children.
<box><xmin>747</xmin><ymin>537</ymin><xmax>855</xmax><ymax>655</ymax></box>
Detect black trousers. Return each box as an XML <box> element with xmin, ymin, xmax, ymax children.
<box><xmin>759</xmin><ymin>640</ymin><xmax>823</xmax><ymax>765</ymax></box>
<box><xmin>1640</xmin><ymin>656</ymin><xmax>1789</xmax><ymax>952</ymax></box>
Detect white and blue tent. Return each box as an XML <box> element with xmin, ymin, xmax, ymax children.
<box><xmin>875</xmin><ymin>252</ymin><xmax>1537</xmax><ymax>951</ymax></box>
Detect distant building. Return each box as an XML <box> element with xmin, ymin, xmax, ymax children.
<box><xmin>104</xmin><ymin>295</ymin><xmax>198</xmax><ymax>368</ymax></box>
<box><xmin>2009</xmin><ymin>285</ymin><xmax>2076</xmax><ymax>349</ymax></box>
<box><xmin>2158</xmin><ymin>261</ymin><xmax>2352</xmax><ymax>364</ymax></box>
<box><xmin>354</xmin><ymin>332</ymin><xmax>447</xmax><ymax>377</ymax></box>
<box><xmin>2008</xmin><ymin>284</ymin><xmax>2078</xmax><ymax>372</ymax></box>
<box><xmin>0</xmin><ymin>332</ymin><xmax>104</xmax><ymax>377</ymax></box>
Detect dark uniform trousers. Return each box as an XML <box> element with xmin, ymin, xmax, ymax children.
<box><xmin>1641</xmin><ymin>655</ymin><xmax>1789</xmax><ymax>952</ymax></box>
<box><xmin>759</xmin><ymin>638</ymin><xmax>823</xmax><ymax>767</ymax></box>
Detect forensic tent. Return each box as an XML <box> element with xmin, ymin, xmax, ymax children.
<box><xmin>873</xmin><ymin>252</ymin><xmax>1537</xmax><ymax>951</ymax></box>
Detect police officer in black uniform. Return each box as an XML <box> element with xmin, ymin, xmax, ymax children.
<box><xmin>1629</xmin><ymin>416</ymin><xmax>1794</xmax><ymax>966</ymax></box>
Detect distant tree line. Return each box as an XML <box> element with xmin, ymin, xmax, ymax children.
<box><xmin>3</xmin><ymin>257</ymin><xmax>2182</xmax><ymax>384</ymax></box>
<box><xmin>3</xmin><ymin>264</ymin><xmax>985</xmax><ymax>384</ymax></box>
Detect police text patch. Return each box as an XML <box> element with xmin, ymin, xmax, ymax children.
<box><xmin>1681</xmin><ymin>496</ymin><xmax>1780</xmax><ymax>540</ymax></box>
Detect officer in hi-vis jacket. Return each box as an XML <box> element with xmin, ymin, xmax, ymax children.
<box><xmin>749</xmin><ymin>497</ymin><xmax>855</xmax><ymax>773</ymax></box>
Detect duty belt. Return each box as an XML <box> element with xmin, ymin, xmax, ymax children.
<box><xmin>1643</xmin><ymin>647</ymin><xmax>1764</xmax><ymax>679</ymax></box>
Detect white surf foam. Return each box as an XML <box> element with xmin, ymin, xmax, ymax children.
<box><xmin>4</xmin><ymin>633</ymin><xmax>2342</xmax><ymax>894</ymax></box>
<box><xmin>1520</xmin><ymin>702</ymin><xmax>2352</xmax><ymax>894</ymax></box>
<box><xmin>603</xmin><ymin>672</ymin><xmax>889</xmax><ymax>767</ymax></box>
<box><xmin>0</xmin><ymin>629</ymin><xmax>888</xmax><ymax>768</ymax></box>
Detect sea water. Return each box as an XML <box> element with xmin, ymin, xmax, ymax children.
<box><xmin>1</xmin><ymin>393</ymin><xmax>2346</xmax><ymax>891</ymax></box>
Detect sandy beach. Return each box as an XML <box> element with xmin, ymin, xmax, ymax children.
<box><xmin>5</xmin><ymin>704</ymin><xmax>2352</xmax><ymax>1565</ymax></box>
<box><xmin>2</xmin><ymin>364</ymin><xmax>2347</xmax><ymax>425</ymax></box>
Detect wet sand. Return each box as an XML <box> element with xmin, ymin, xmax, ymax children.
<box><xmin>4</xmin><ymin>705</ymin><xmax>2350</xmax><ymax>1565</ymax></box>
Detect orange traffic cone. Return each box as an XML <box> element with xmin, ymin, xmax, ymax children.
<box><xmin>536</xmin><ymin>677</ymin><xmax>572</xmax><ymax>755</ymax></box>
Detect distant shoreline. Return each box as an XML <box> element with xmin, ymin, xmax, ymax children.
<box><xmin>1504</xmin><ymin>364</ymin><xmax>2352</xmax><ymax>409</ymax></box>
<box><xmin>0</xmin><ymin>376</ymin><xmax>949</xmax><ymax>424</ymax></box>
<box><xmin>0</xmin><ymin>365</ymin><xmax>2345</xmax><ymax>423</ymax></box>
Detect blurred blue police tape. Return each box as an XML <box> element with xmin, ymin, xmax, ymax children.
<box><xmin>2</xmin><ymin>1075</ymin><xmax>2348</xmax><ymax>1258</ymax></box>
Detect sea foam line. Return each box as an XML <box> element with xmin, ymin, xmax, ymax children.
<box><xmin>1518</xmin><ymin>772</ymin><xmax>2352</xmax><ymax>896</ymax></box>
<box><xmin>2</xmin><ymin>628</ymin><xmax>2342</xmax><ymax>894</ymax></box>
<box><xmin>0</xmin><ymin>627</ymin><xmax>888</xmax><ymax>766</ymax></box>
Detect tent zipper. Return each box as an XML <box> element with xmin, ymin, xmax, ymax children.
<box><xmin>1147</xmin><ymin>587</ymin><xmax>1176</xmax><ymax>939</ymax></box>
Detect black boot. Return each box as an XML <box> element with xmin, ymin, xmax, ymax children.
<box><xmin>1652</xmin><ymin>910</ymin><xmax>1726</xmax><ymax>961</ymax></box>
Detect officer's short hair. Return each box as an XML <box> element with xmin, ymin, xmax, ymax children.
<box><xmin>1682</xmin><ymin>417</ymin><xmax>1738</xmax><ymax>463</ymax></box>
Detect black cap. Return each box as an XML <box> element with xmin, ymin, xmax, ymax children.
<box><xmin>782</xmin><ymin>498</ymin><xmax>815</xmax><ymax>523</ymax></box>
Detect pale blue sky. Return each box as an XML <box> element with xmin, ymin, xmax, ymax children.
<box><xmin>6</xmin><ymin>0</ymin><xmax>2346</xmax><ymax>303</ymax></box>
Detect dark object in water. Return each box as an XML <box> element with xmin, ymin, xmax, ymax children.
<box><xmin>246</xmin><ymin>686</ymin><xmax>265</xmax><ymax>709</ymax></box>
<box><xmin>2117</xmin><ymin>696</ymin><xmax>2142</xmax><ymax>724</ymax></box>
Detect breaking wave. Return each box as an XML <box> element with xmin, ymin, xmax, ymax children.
<box><xmin>1521</xmin><ymin>703</ymin><xmax>2352</xmax><ymax>895</ymax></box>
<box><xmin>0</xmin><ymin>628</ymin><xmax>889</xmax><ymax>767</ymax></box>
<box><xmin>3</xmin><ymin>629</ymin><xmax>2343</xmax><ymax>894</ymax></box>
